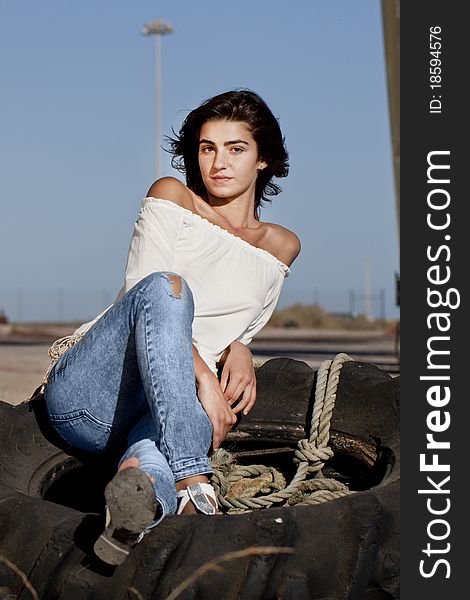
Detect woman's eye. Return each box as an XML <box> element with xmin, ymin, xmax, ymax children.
<box><xmin>200</xmin><ymin>146</ymin><xmax>214</xmax><ymax>153</ymax></box>
<box><xmin>230</xmin><ymin>147</ymin><xmax>243</xmax><ymax>153</ymax></box>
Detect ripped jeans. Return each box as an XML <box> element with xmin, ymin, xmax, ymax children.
<box><xmin>44</xmin><ymin>272</ymin><xmax>213</xmax><ymax>520</ymax></box>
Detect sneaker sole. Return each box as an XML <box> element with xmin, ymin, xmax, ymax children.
<box><xmin>93</xmin><ymin>467</ymin><xmax>157</xmax><ymax>565</ymax></box>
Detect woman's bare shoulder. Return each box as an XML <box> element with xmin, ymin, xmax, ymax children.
<box><xmin>263</xmin><ymin>223</ymin><xmax>301</xmax><ymax>267</ymax></box>
<box><xmin>146</xmin><ymin>177</ymin><xmax>194</xmax><ymax>210</ymax></box>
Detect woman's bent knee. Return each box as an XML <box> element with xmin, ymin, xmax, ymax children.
<box><xmin>137</xmin><ymin>272</ymin><xmax>192</xmax><ymax>301</ymax></box>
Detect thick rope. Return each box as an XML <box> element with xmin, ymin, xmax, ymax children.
<box><xmin>42</xmin><ymin>333</ymin><xmax>83</xmax><ymax>383</ymax></box>
<box><xmin>211</xmin><ymin>353</ymin><xmax>354</xmax><ymax>512</ymax></box>
<box><xmin>26</xmin><ymin>333</ymin><xmax>84</xmax><ymax>403</ymax></box>
<box><xmin>47</xmin><ymin>334</ymin><xmax>83</xmax><ymax>363</ymax></box>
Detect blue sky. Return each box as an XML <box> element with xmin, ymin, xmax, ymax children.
<box><xmin>0</xmin><ymin>0</ymin><xmax>399</xmax><ymax>322</ymax></box>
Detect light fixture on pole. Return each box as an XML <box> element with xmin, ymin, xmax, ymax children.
<box><xmin>142</xmin><ymin>19</ymin><xmax>174</xmax><ymax>179</ymax></box>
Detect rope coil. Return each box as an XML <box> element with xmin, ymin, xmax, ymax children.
<box><xmin>43</xmin><ymin>333</ymin><xmax>83</xmax><ymax>384</ymax></box>
<box><xmin>47</xmin><ymin>334</ymin><xmax>83</xmax><ymax>363</ymax></box>
<box><xmin>211</xmin><ymin>352</ymin><xmax>354</xmax><ymax>512</ymax></box>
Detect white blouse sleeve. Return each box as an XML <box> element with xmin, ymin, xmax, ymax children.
<box><xmin>117</xmin><ymin>198</ymin><xmax>181</xmax><ymax>298</ymax></box>
<box><xmin>235</xmin><ymin>274</ymin><xmax>284</xmax><ymax>346</ymax></box>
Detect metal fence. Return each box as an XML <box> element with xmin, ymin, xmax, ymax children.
<box><xmin>1</xmin><ymin>286</ymin><xmax>398</xmax><ymax>324</ymax></box>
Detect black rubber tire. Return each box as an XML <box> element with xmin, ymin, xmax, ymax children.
<box><xmin>0</xmin><ymin>401</ymin><xmax>78</xmax><ymax>497</ymax></box>
<box><xmin>0</xmin><ymin>400</ymin><xmax>114</xmax><ymax>512</ymax></box>
<box><xmin>0</xmin><ymin>358</ymin><xmax>399</xmax><ymax>599</ymax></box>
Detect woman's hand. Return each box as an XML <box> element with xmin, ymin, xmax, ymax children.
<box><xmin>192</xmin><ymin>344</ymin><xmax>236</xmax><ymax>450</ymax></box>
<box><xmin>196</xmin><ymin>372</ymin><xmax>237</xmax><ymax>451</ymax></box>
<box><xmin>219</xmin><ymin>341</ymin><xmax>257</xmax><ymax>416</ymax></box>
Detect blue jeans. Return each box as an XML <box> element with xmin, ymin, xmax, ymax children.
<box><xmin>44</xmin><ymin>272</ymin><xmax>213</xmax><ymax>521</ymax></box>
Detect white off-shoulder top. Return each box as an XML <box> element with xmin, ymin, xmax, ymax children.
<box><xmin>74</xmin><ymin>197</ymin><xmax>290</xmax><ymax>374</ymax></box>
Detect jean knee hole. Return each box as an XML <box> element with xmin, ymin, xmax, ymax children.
<box><xmin>159</xmin><ymin>273</ymin><xmax>183</xmax><ymax>299</ymax></box>
<box><xmin>167</xmin><ymin>274</ymin><xmax>182</xmax><ymax>299</ymax></box>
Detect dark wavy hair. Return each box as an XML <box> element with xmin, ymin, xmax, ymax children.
<box><xmin>166</xmin><ymin>89</ymin><xmax>289</xmax><ymax>218</ymax></box>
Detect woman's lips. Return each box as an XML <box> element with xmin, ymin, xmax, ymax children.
<box><xmin>211</xmin><ymin>176</ymin><xmax>232</xmax><ymax>183</ymax></box>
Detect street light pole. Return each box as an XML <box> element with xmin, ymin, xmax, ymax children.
<box><xmin>154</xmin><ymin>34</ymin><xmax>162</xmax><ymax>179</ymax></box>
<box><xmin>142</xmin><ymin>19</ymin><xmax>174</xmax><ymax>179</ymax></box>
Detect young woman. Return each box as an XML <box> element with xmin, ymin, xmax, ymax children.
<box><xmin>43</xmin><ymin>89</ymin><xmax>301</xmax><ymax>565</ymax></box>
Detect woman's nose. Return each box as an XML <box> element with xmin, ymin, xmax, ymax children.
<box><xmin>213</xmin><ymin>151</ymin><xmax>228</xmax><ymax>170</ymax></box>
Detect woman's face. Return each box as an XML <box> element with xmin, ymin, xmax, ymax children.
<box><xmin>198</xmin><ymin>120</ymin><xmax>267</xmax><ymax>204</ymax></box>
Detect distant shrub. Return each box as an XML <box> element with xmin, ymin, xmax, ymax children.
<box><xmin>267</xmin><ymin>304</ymin><xmax>397</xmax><ymax>331</ymax></box>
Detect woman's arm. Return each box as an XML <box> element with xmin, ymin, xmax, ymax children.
<box><xmin>216</xmin><ymin>228</ymin><xmax>301</xmax><ymax>415</ymax></box>
<box><xmin>192</xmin><ymin>344</ymin><xmax>237</xmax><ymax>451</ymax></box>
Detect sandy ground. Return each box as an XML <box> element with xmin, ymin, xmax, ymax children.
<box><xmin>0</xmin><ymin>324</ymin><xmax>74</xmax><ymax>405</ymax></box>
<box><xmin>0</xmin><ymin>344</ymin><xmax>51</xmax><ymax>404</ymax></box>
<box><xmin>0</xmin><ymin>325</ymin><xmax>398</xmax><ymax>406</ymax></box>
